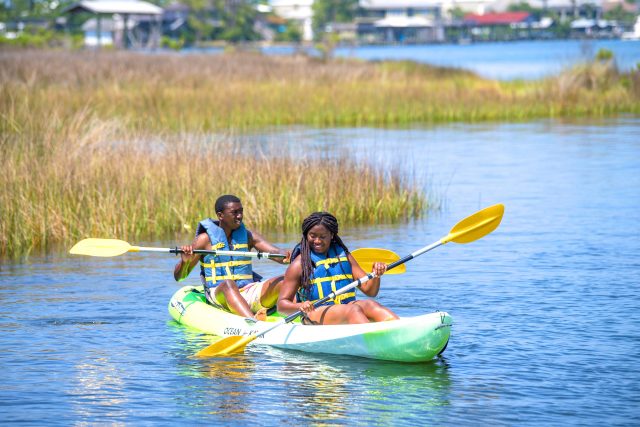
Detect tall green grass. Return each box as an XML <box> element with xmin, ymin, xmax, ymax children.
<box><xmin>2</xmin><ymin>50</ymin><xmax>638</xmax><ymax>258</ymax></box>
<box><xmin>0</xmin><ymin>107</ymin><xmax>425</xmax><ymax>258</ymax></box>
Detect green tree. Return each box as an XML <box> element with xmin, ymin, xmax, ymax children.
<box><xmin>604</xmin><ymin>4</ymin><xmax>637</xmax><ymax>25</ymax></box>
<box><xmin>312</xmin><ymin>0</ymin><xmax>358</xmax><ymax>41</ymax></box>
<box><xmin>274</xmin><ymin>20</ymin><xmax>301</xmax><ymax>42</ymax></box>
<box><xmin>1</xmin><ymin>0</ymin><xmax>67</xmax><ymax>20</ymax></box>
<box><xmin>507</xmin><ymin>2</ymin><xmax>543</xmax><ymax>19</ymax></box>
<box><xmin>448</xmin><ymin>6</ymin><xmax>466</xmax><ymax>20</ymax></box>
<box><xmin>179</xmin><ymin>0</ymin><xmax>260</xmax><ymax>44</ymax></box>
<box><xmin>181</xmin><ymin>0</ymin><xmax>217</xmax><ymax>44</ymax></box>
<box><xmin>216</xmin><ymin>0</ymin><xmax>259</xmax><ymax>42</ymax></box>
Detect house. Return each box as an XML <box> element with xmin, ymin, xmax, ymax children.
<box><xmin>64</xmin><ymin>0</ymin><xmax>163</xmax><ymax>49</ymax></box>
<box><xmin>570</xmin><ymin>18</ymin><xmax>621</xmax><ymax>37</ymax></box>
<box><xmin>621</xmin><ymin>15</ymin><xmax>640</xmax><ymax>40</ymax></box>
<box><xmin>490</xmin><ymin>0</ymin><xmax>605</xmax><ymax>20</ymax></box>
<box><xmin>82</xmin><ymin>17</ymin><xmax>117</xmax><ymax>46</ymax></box>
<box><xmin>270</xmin><ymin>0</ymin><xmax>314</xmax><ymax>41</ymax></box>
<box><xmin>463</xmin><ymin>11</ymin><xmax>533</xmax><ymax>25</ymax></box>
<box><xmin>463</xmin><ymin>11</ymin><xmax>536</xmax><ymax>40</ymax></box>
<box><xmin>162</xmin><ymin>2</ymin><xmax>190</xmax><ymax>38</ymax></box>
<box><xmin>358</xmin><ymin>0</ymin><xmax>445</xmax><ymax>43</ymax></box>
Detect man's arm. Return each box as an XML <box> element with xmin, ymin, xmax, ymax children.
<box><xmin>173</xmin><ymin>233</ymin><xmax>210</xmax><ymax>281</ymax></box>
<box><xmin>248</xmin><ymin>230</ymin><xmax>291</xmax><ymax>264</ymax></box>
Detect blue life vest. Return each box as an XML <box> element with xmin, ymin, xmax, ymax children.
<box><xmin>196</xmin><ymin>219</ymin><xmax>253</xmax><ymax>289</ymax></box>
<box><xmin>297</xmin><ymin>244</ymin><xmax>355</xmax><ymax>306</ymax></box>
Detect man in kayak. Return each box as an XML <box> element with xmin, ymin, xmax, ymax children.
<box><xmin>277</xmin><ymin>211</ymin><xmax>398</xmax><ymax>324</ymax></box>
<box><xmin>174</xmin><ymin>194</ymin><xmax>290</xmax><ymax>320</ymax></box>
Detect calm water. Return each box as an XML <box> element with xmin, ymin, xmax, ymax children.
<box><xmin>334</xmin><ymin>39</ymin><xmax>640</xmax><ymax>80</ymax></box>
<box><xmin>185</xmin><ymin>39</ymin><xmax>640</xmax><ymax>80</ymax></box>
<box><xmin>2</xmin><ymin>118</ymin><xmax>639</xmax><ymax>425</ymax></box>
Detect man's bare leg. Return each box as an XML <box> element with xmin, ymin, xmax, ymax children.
<box><xmin>213</xmin><ymin>280</ymin><xmax>255</xmax><ymax>318</ymax></box>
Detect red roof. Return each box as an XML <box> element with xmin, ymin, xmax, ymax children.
<box><xmin>464</xmin><ymin>12</ymin><xmax>531</xmax><ymax>25</ymax></box>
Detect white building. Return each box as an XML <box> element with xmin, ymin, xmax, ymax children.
<box><xmin>65</xmin><ymin>0</ymin><xmax>163</xmax><ymax>48</ymax></box>
<box><xmin>361</xmin><ymin>0</ymin><xmax>605</xmax><ymax>19</ymax></box>
<box><xmin>358</xmin><ymin>0</ymin><xmax>446</xmax><ymax>42</ymax></box>
<box><xmin>270</xmin><ymin>0</ymin><xmax>314</xmax><ymax>41</ymax></box>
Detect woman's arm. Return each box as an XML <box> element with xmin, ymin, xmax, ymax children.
<box><xmin>277</xmin><ymin>259</ymin><xmax>313</xmax><ymax>315</ymax></box>
<box><xmin>348</xmin><ymin>253</ymin><xmax>387</xmax><ymax>297</ymax></box>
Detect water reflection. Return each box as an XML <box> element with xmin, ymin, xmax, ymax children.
<box><xmin>5</xmin><ymin>119</ymin><xmax>638</xmax><ymax>424</ymax></box>
<box><xmin>200</xmin><ymin>356</ymin><xmax>257</xmax><ymax>419</ymax></box>
<box><xmin>71</xmin><ymin>355</ymin><xmax>128</xmax><ymax>419</ymax></box>
<box><xmin>175</xmin><ymin>330</ymin><xmax>452</xmax><ymax>424</ymax></box>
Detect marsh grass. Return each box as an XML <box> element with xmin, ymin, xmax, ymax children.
<box><xmin>3</xmin><ymin>51</ymin><xmax>638</xmax><ymax>132</ymax></box>
<box><xmin>2</xmin><ymin>50</ymin><xmax>638</xmax><ymax>258</ymax></box>
<box><xmin>0</xmin><ymin>110</ymin><xmax>425</xmax><ymax>258</ymax></box>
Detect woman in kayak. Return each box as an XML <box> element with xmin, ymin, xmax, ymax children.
<box><xmin>277</xmin><ymin>212</ymin><xmax>399</xmax><ymax>325</ymax></box>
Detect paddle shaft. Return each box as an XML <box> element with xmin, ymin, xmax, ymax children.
<box><xmin>387</xmin><ymin>240</ymin><xmax>443</xmax><ymax>269</ymax></box>
<box><xmin>135</xmin><ymin>246</ymin><xmax>286</xmax><ymax>260</ymax></box>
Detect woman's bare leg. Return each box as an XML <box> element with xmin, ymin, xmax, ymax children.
<box><xmin>306</xmin><ymin>304</ymin><xmax>370</xmax><ymax>325</ymax></box>
<box><xmin>353</xmin><ymin>300</ymin><xmax>399</xmax><ymax>322</ymax></box>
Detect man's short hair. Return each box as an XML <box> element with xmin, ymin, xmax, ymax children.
<box><xmin>215</xmin><ymin>195</ymin><xmax>241</xmax><ymax>214</ymax></box>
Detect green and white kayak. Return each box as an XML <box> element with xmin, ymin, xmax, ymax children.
<box><xmin>169</xmin><ymin>285</ymin><xmax>452</xmax><ymax>362</ymax></box>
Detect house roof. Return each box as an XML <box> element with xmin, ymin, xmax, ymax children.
<box><xmin>490</xmin><ymin>0</ymin><xmax>604</xmax><ymax>11</ymax></box>
<box><xmin>570</xmin><ymin>18</ymin><xmax>615</xmax><ymax>28</ymax></box>
<box><xmin>65</xmin><ymin>0</ymin><xmax>163</xmax><ymax>15</ymax></box>
<box><xmin>360</xmin><ymin>0</ymin><xmax>441</xmax><ymax>8</ymax></box>
<box><xmin>374</xmin><ymin>15</ymin><xmax>434</xmax><ymax>27</ymax></box>
<box><xmin>464</xmin><ymin>12</ymin><xmax>531</xmax><ymax>25</ymax></box>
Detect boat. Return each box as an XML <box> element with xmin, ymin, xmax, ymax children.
<box><xmin>169</xmin><ymin>285</ymin><xmax>452</xmax><ymax>362</ymax></box>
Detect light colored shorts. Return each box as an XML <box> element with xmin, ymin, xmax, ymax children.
<box><xmin>239</xmin><ymin>281</ymin><xmax>266</xmax><ymax>313</ymax></box>
<box><xmin>205</xmin><ymin>281</ymin><xmax>266</xmax><ymax>314</ymax></box>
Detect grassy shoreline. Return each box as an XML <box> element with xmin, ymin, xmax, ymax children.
<box><xmin>3</xmin><ymin>50</ymin><xmax>638</xmax><ymax>131</ymax></box>
<box><xmin>1</xmin><ymin>50</ymin><xmax>638</xmax><ymax>258</ymax></box>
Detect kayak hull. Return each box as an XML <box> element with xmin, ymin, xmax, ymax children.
<box><xmin>169</xmin><ymin>285</ymin><xmax>452</xmax><ymax>362</ymax></box>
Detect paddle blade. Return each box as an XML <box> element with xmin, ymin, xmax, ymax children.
<box><xmin>194</xmin><ymin>335</ymin><xmax>257</xmax><ymax>357</ymax></box>
<box><xmin>351</xmin><ymin>248</ymin><xmax>406</xmax><ymax>274</ymax></box>
<box><xmin>444</xmin><ymin>204</ymin><xmax>504</xmax><ymax>244</ymax></box>
<box><xmin>69</xmin><ymin>238</ymin><xmax>133</xmax><ymax>257</ymax></box>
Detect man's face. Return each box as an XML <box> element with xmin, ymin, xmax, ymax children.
<box><xmin>217</xmin><ymin>201</ymin><xmax>243</xmax><ymax>230</ymax></box>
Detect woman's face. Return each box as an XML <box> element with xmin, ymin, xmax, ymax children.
<box><xmin>307</xmin><ymin>224</ymin><xmax>333</xmax><ymax>254</ymax></box>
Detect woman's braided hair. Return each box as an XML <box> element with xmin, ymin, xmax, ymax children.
<box><xmin>299</xmin><ymin>212</ymin><xmax>350</xmax><ymax>298</ymax></box>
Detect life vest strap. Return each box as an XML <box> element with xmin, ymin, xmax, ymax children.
<box><xmin>205</xmin><ymin>274</ymin><xmax>253</xmax><ymax>282</ymax></box>
<box><xmin>201</xmin><ymin>260</ymin><xmax>252</xmax><ymax>268</ymax></box>
<box><xmin>311</xmin><ymin>274</ymin><xmax>353</xmax><ymax>285</ymax></box>
<box><xmin>315</xmin><ymin>256</ymin><xmax>348</xmax><ymax>268</ymax></box>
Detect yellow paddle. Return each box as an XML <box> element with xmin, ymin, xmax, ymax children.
<box><xmin>69</xmin><ymin>238</ymin><xmax>288</xmax><ymax>261</ymax></box>
<box><xmin>194</xmin><ymin>203</ymin><xmax>505</xmax><ymax>358</ymax></box>
<box><xmin>68</xmin><ymin>239</ymin><xmax>399</xmax><ymax>268</ymax></box>
<box><xmin>350</xmin><ymin>248</ymin><xmax>406</xmax><ymax>274</ymax></box>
